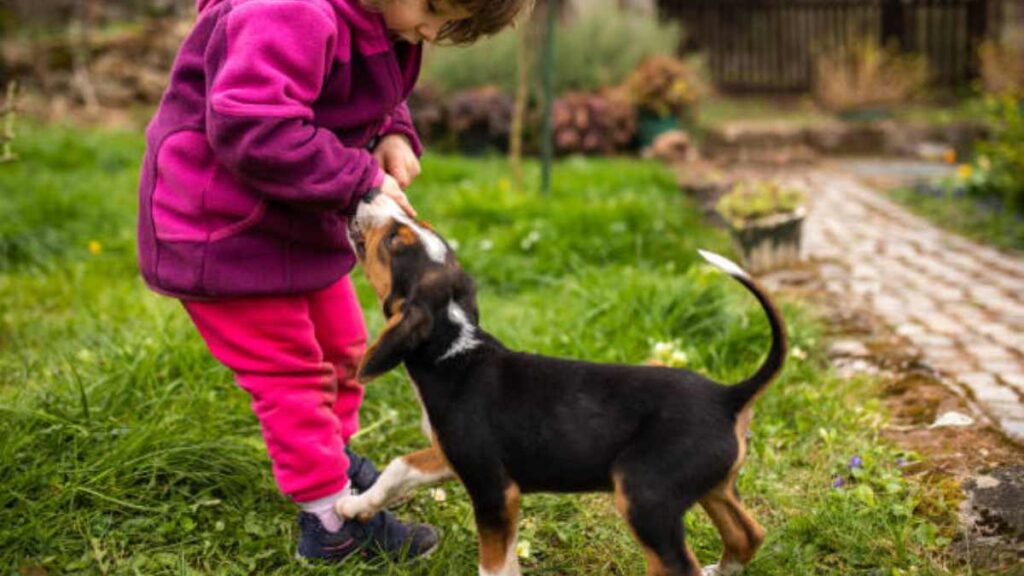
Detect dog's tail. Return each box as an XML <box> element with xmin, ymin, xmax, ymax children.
<box><xmin>698</xmin><ymin>250</ymin><xmax>788</xmax><ymax>412</ymax></box>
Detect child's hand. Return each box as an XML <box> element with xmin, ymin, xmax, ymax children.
<box><xmin>377</xmin><ymin>173</ymin><xmax>418</xmax><ymax>218</ymax></box>
<box><xmin>373</xmin><ymin>134</ymin><xmax>420</xmax><ymax>189</ymax></box>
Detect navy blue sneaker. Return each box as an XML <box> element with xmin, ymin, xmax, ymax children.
<box><xmin>345</xmin><ymin>446</ymin><xmax>380</xmax><ymax>493</ymax></box>
<box><xmin>296</xmin><ymin>510</ymin><xmax>440</xmax><ymax>563</ymax></box>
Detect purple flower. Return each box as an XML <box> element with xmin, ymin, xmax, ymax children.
<box><xmin>895</xmin><ymin>458</ymin><xmax>908</xmax><ymax>468</ymax></box>
<box><xmin>832</xmin><ymin>476</ymin><xmax>845</xmax><ymax>489</ymax></box>
<box><xmin>848</xmin><ymin>455</ymin><xmax>864</xmax><ymax>470</ymax></box>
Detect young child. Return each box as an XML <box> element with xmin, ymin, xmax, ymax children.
<box><xmin>136</xmin><ymin>0</ymin><xmax>527</xmax><ymax>563</ymax></box>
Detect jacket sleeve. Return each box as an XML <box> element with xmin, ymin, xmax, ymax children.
<box><xmin>378</xmin><ymin>101</ymin><xmax>423</xmax><ymax>157</ymax></box>
<box><xmin>206</xmin><ymin>0</ymin><xmax>382</xmax><ymax>212</ymax></box>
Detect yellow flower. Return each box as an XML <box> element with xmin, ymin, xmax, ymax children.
<box><xmin>87</xmin><ymin>240</ymin><xmax>103</xmax><ymax>255</ymax></box>
<box><xmin>956</xmin><ymin>164</ymin><xmax>973</xmax><ymax>180</ymax></box>
<box><xmin>516</xmin><ymin>540</ymin><xmax>532</xmax><ymax>559</ymax></box>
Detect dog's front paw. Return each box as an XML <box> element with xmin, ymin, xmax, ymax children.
<box><xmin>702</xmin><ymin>563</ymin><xmax>743</xmax><ymax>576</ymax></box>
<box><xmin>335</xmin><ymin>493</ymin><xmax>378</xmax><ymax>523</ymax></box>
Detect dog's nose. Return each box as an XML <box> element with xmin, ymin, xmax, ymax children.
<box><xmin>362</xmin><ymin>188</ymin><xmax>382</xmax><ymax>204</ymax></box>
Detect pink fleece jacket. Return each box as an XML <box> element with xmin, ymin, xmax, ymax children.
<box><xmin>137</xmin><ymin>0</ymin><xmax>422</xmax><ymax>299</ymax></box>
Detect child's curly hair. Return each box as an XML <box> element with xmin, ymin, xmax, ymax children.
<box><xmin>367</xmin><ymin>0</ymin><xmax>532</xmax><ymax>45</ymax></box>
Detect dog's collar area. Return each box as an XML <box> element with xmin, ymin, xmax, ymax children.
<box><xmin>436</xmin><ymin>301</ymin><xmax>481</xmax><ymax>363</ymax></box>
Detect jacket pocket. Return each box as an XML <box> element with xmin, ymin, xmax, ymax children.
<box><xmin>152</xmin><ymin>131</ymin><xmax>265</xmax><ymax>243</ymax></box>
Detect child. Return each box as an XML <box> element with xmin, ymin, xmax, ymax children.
<box><xmin>136</xmin><ymin>0</ymin><xmax>527</xmax><ymax>563</ymax></box>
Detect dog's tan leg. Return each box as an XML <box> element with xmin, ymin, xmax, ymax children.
<box><xmin>476</xmin><ymin>483</ymin><xmax>521</xmax><ymax>576</ymax></box>
<box><xmin>336</xmin><ymin>446</ymin><xmax>453</xmax><ymax>521</ymax></box>
<box><xmin>699</xmin><ymin>487</ymin><xmax>764</xmax><ymax>575</ymax></box>
<box><xmin>699</xmin><ymin>407</ymin><xmax>765</xmax><ymax>575</ymax></box>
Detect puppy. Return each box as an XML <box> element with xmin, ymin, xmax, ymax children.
<box><xmin>339</xmin><ymin>193</ymin><xmax>786</xmax><ymax>576</ymax></box>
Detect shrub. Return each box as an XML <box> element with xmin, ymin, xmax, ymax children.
<box><xmin>626</xmin><ymin>55</ymin><xmax>707</xmax><ymax>118</ymax></box>
<box><xmin>407</xmin><ymin>84</ymin><xmax>447</xmax><ymax>146</ymax></box>
<box><xmin>813</xmin><ymin>38</ymin><xmax>929</xmax><ymax>113</ymax></box>
<box><xmin>716</xmin><ymin>180</ymin><xmax>805</xmax><ymax>225</ymax></box>
<box><xmin>420</xmin><ymin>0</ymin><xmax>680</xmax><ymax>96</ymax></box>
<box><xmin>552</xmin><ymin>88</ymin><xmax>636</xmax><ymax>156</ymax></box>
<box><xmin>965</xmin><ymin>95</ymin><xmax>1024</xmax><ymax>213</ymax></box>
<box><xmin>445</xmin><ymin>86</ymin><xmax>513</xmax><ymax>155</ymax></box>
<box><xmin>979</xmin><ymin>40</ymin><xmax>1024</xmax><ymax>97</ymax></box>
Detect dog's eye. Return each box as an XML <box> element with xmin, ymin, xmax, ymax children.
<box><xmin>386</xmin><ymin>227</ymin><xmax>403</xmax><ymax>247</ymax></box>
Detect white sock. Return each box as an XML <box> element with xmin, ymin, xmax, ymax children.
<box><xmin>299</xmin><ymin>485</ymin><xmax>351</xmax><ymax>533</ymax></box>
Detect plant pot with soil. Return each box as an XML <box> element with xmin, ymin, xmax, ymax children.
<box><xmin>715</xmin><ymin>180</ymin><xmax>807</xmax><ymax>273</ymax></box>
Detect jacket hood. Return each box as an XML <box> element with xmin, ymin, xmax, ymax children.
<box><xmin>197</xmin><ymin>0</ymin><xmax>225</xmax><ymax>12</ymax></box>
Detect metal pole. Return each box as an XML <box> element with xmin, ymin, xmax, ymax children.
<box><xmin>540</xmin><ymin>0</ymin><xmax>556</xmax><ymax>195</ymax></box>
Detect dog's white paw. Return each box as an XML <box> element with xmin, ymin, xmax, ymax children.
<box><xmin>335</xmin><ymin>494</ymin><xmax>378</xmax><ymax>523</ymax></box>
<box><xmin>702</xmin><ymin>563</ymin><xmax>743</xmax><ymax>576</ymax></box>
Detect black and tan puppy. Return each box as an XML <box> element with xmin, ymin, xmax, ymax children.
<box><xmin>338</xmin><ymin>193</ymin><xmax>787</xmax><ymax>576</ymax></box>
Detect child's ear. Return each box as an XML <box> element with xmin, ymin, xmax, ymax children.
<box><xmin>357</xmin><ymin>303</ymin><xmax>432</xmax><ymax>382</ymax></box>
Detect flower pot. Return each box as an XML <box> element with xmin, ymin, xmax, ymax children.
<box><xmin>727</xmin><ymin>208</ymin><xmax>806</xmax><ymax>273</ymax></box>
<box><xmin>638</xmin><ymin>113</ymin><xmax>680</xmax><ymax>148</ymax></box>
<box><xmin>837</xmin><ymin>107</ymin><xmax>892</xmax><ymax>123</ymax></box>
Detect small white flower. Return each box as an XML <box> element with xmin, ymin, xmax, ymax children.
<box><xmin>653</xmin><ymin>342</ymin><xmax>674</xmax><ymax>357</ymax></box>
<box><xmin>429</xmin><ymin>488</ymin><xmax>447</xmax><ymax>503</ymax></box>
<box><xmin>670</xmin><ymin>350</ymin><xmax>689</xmax><ymax>367</ymax></box>
<box><xmin>520</xmin><ymin>230</ymin><xmax>542</xmax><ymax>251</ymax></box>
<box><xmin>791</xmin><ymin>346</ymin><xmax>807</xmax><ymax>360</ymax></box>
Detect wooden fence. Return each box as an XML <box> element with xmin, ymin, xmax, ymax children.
<box><xmin>658</xmin><ymin>0</ymin><xmax>992</xmax><ymax>92</ymax></box>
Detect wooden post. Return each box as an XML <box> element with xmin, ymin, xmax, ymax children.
<box><xmin>1</xmin><ymin>82</ymin><xmax>19</xmax><ymax>164</ymax></box>
<box><xmin>540</xmin><ymin>0</ymin><xmax>556</xmax><ymax>196</ymax></box>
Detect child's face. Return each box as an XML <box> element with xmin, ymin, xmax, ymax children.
<box><xmin>379</xmin><ymin>0</ymin><xmax>471</xmax><ymax>44</ymax></box>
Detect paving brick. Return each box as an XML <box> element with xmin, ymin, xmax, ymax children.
<box><xmin>923</xmin><ymin>347</ymin><xmax>972</xmax><ymax>374</ymax></box>
<box><xmin>965</xmin><ymin>343</ymin><xmax>1017</xmax><ymax>363</ymax></box>
<box><xmin>906</xmin><ymin>331</ymin><xmax>954</xmax><ymax>349</ymax></box>
<box><xmin>999</xmin><ymin>418</ymin><xmax>1024</xmax><ymax>442</ymax></box>
<box><xmin>999</xmin><ymin>373</ymin><xmax>1024</xmax><ymax>394</ymax></box>
<box><xmin>919</xmin><ymin>313</ymin><xmax>963</xmax><ymax>335</ymax></box>
<box><xmin>958</xmin><ymin>372</ymin><xmax>1020</xmax><ymax>403</ymax></box>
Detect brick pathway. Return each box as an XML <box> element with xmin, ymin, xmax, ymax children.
<box><xmin>797</xmin><ymin>167</ymin><xmax>1024</xmax><ymax>443</ymax></box>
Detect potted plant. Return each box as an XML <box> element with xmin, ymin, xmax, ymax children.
<box><xmin>626</xmin><ymin>55</ymin><xmax>704</xmax><ymax>147</ymax></box>
<box><xmin>715</xmin><ymin>180</ymin><xmax>806</xmax><ymax>273</ymax></box>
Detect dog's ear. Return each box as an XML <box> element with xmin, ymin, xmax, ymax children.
<box><xmin>358</xmin><ymin>302</ymin><xmax>432</xmax><ymax>382</ymax></box>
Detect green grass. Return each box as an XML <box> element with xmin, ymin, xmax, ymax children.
<box><xmin>890</xmin><ymin>187</ymin><xmax>1024</xmax><ymax>254</ymax></box>
<box><xmin>0</xmin><ymin>125</ymin><xmax>959</xmax><ymax>575</ymax></box>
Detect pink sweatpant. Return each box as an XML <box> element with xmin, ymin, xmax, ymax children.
<box><xmin>184</xmin><ymin>276</ymin><xmax>367</xmax><ymax>503</ymax></box>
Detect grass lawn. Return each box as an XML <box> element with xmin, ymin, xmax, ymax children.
<box><xmin>0</xmin><ymin>125</ymin><xmax>959</xmax><ymax>575</ymax></box>
<box><xmin>889</xmin><ymin>187</ymin><xmax>1024</xmax><ymax>254</ymax></box>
